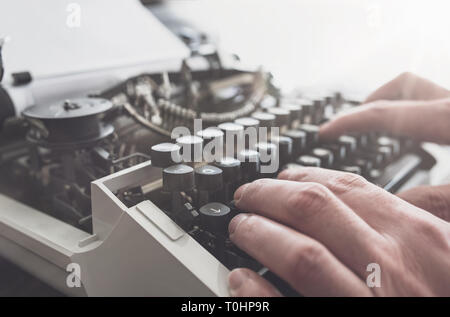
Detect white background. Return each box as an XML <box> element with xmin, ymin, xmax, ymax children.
<box><xmin>163</xmin><ymin>0</ymin><xmax>450</xmax><ymax>95</ymax></box>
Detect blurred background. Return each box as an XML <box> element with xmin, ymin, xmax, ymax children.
<box><xmin>151</xmin><ymin>0</ymin><xmax>450</xmax><ymax>95</ymax></box>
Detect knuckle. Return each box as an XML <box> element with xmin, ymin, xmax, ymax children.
<box><xmin>415</xmin><ymin>218</ymin><xmax>450</xmax><ymax>252</ymax></box>
<box><xmin>282</xmin><ymin>167</ymin><xmax>314</xmax><ymax>182</ymax></box>
<box><xmin>397</xmin><ymin>71</ymin><xmax>414</xmax><ymax>82</ymax></box>
<box><xmin>288</xmin><ymin>242</ymin><xmax>326</xmax><ymax>281</ymax></box>
<box><xmin>250</xmin><ymin>178</ymin><xmax>272</xmax><ymax>191</ymax></box>
<box><xmin>328</xmin><ymin>172</ymin><xmax>367</xmax><ymax>194</ymax></box>
<box><xmin>286</xmin><ymin>183</ymin><xmax>330</xmax><ymax>218</ymax></box>
<box><xmin>244</xmin><ymin>178</ymin><xmax>271</xmax><ymax>200</ymax></box>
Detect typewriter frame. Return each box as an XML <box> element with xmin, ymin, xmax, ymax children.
<box><xmin>0</xmin><ymin>159</ymin><xmax>231</xmax><ymax>296</ymax></box>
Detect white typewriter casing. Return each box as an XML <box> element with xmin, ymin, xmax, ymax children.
<box><xmin>0</xmin><ymin>161</ymin><xmax>230</xmax><ymax>296</ymax></box>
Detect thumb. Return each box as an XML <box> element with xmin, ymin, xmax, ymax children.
<box><xmin>228</xmin><ymin>268</ymin><xmax>282</xmax><ymax>297</ymax></box>
<box><xmin>397</xmin><ymin>185</ymin><xmax>450</xmax><ymax>222</ymax></box>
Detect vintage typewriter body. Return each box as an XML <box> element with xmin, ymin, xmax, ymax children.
<box><xmin>0</xmin><ymin>1</ymin><xmax>444</xmax><ymax>296</ymax></box>
<box><xmin>0</xmin><ymin>54</ymin><xmax>439</xmax><ymax>295</ymax></box>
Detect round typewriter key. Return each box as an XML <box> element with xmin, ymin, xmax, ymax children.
<box><xmin>195</xmin><ymin>165</ymin><xmax>223</xmax><ymax>191</ymax></box>
<box><xmin>283</xmin><ymin>163</ymin><xmax>304</xmax><ymax>171</ymax></box>
<box><xmin>213</xmin><ymin>157</ymin><xmax>241</xmax><ymax>183</ymax></box>
<box><xmin>281</xmin><ymin>103</ymin><xmax>302</xmax><ymax>127</ymax></box>
<box><xmin>163</xmin><ymin>164</ymin><xmax>195</xmax><ymax>192</ymax></box>
<box><xmin>197</xmin><ymin>128</ymin><xmax>224</xmax><ymax>162</ymax></box>
<box><xmin>353</xmin><ymin>158</ymin><xmax>373</xmax><ymax>176</ymax></box>
<box><xmin>298</xmin><ymin>124</ymin><xmax>320</xmax><ymax>146</ymax></box>
<box><xmin>334</xmin><ymin>92</ymin><xmax>344</xmax><ymax>107</ymax></box>
<box><xmin>214</xmin><ymin>157</ymin><xmax>241</xmax><ymax>202</ymax></box>
<box><xmin>321</xmin><ymin>143</ymin><xmax>347</xmax><ymax>162</ymax></box>
<box><xmin>271</xmin><ymin>136</ymin><xmax>293</xmax><ymax>165</ymax></box>
<box><xmin>340</xmin><ymin>165</ymin><xmax>362</xmax><ymax>175</ymax></box>
<box><xmin>234</xmin><ymin>117</ymin><xmax>260</xmax><ymax>149</ymax></box>
<box><xmin>255</xmin><ymin>142</ymin><xmax>279</xmax><ymax>176</ymax></box>
<box><xmin>218</xmin><ymin>122</ymin><xmax>244</xmax><ymax>157</ymax></box>
<box><xmin>377</xmin><ymin>145</ymin><xmax>393</xmax><ymax>163</ymax></box>
<box><xmin>301</xmin><ymin>101</ymin><xmax>314</xmax><ymax>115</ymax></box>
<box><xmin>255</xmin><ymin>142</ymin><xmax>278</xmax><ymax>159</ymax></box>
<box><xmin>176</xmin><ymin>135</ymin><xmax>204</xmax><ymax>163</ymax></box>
<box><xmin>150</xmin><ymin>143</ymin><xmax>181</xmax><ymax>168</ymax></box>
<box><xmin>251</xmin><ymin>112</ymin><xmax>275</xmax><ymax>128</ymax></box>
<box><xmin>312</xmin><ymin>99</ymin><xmax>325</xmax><ymax>124</ymax></box>
<box><xmin>196</xmin><ymin>127</ymin><xmax>224</xmax><ymax>143</ymax></box>
<box><xmin>296</xmin><ymin>155</ymin><xmax>321</xmax><ymax>167</ymax></box>
<box><xmin>358</xmin><ymin>150</ymin><xmax>384</xmax><ymax>168</ymax></box>
<box><xmin>300</xmin><ymin>101</ymin><xmax>314</xmax><ymax>123</ymax></box>
<box><xmin>311</xmin><ymin>147</ymin><xmax>334</xmax><ymax>168</ymax></box>
<box><xmin>352</xmin><ymin>133</ymin><xmax>369</xmax><ymax>148</ymax></box>
<box><xmin>377</xmin><ymin>136</ymin><xmax>400</xmax><ymax>156</ymax></box>
<box><xmin>237</xmin><ymin>149</ymin><xmax>260</xmax><ymax>182</ymax></box>
<box><xmin>283</xmin><ymin>130</ymin><xmax>307</xmax><ymax>157</ymax></box>
<box><xmin>195</xmin><ymin>165</ymin><xmax>224</xmax><ymax>206</ymax></box>
<box><xmin>313</xmin><ymin>99</ymin><xmax>324</xmax><ymax>109</ymax></box>
<box><xmin>281</xmin><ymin>103</ymin><xmax>302</xmax><ymax>120</ymax></box>
<box><xmin>267</xmin><ymin>107</ymin><xmax>290</xmax><ymax>128</ymax></box>
<box><xmin>218</xmin><ymin>122</ymin><xmax>244</xmax><ymax>134</ymax></box>
<box><xmin>234</xmin><ymin>117</ymin><xmax>259</xmax><ymax>129</ymax></box>
<box><xmin>338</xmin><ymin>135</ymin><xmax>357</xmax><ymax>154</ymax></box>
<box><xmin>199</xmin><ymin>202</ymin><xmax>232</xmax><ymax>236</ymax></box>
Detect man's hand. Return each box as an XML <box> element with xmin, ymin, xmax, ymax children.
<box><xmin>365</xmin><ymin>72</ymin><xmax>450</xmax><ymax>103</ymax></box>
<box><xmin>319</xmin><ymin>98</ymin><xmax>450</xmax><ymax>144</ymax></box>
<box><xmin>227</xmin><ymin>168</ymin><xmax>450</xmax><ymax>296</ymax></box>
<box><xmin>320</xmin><ymin>72</ymin><xmax>450</xmax><ymax>143</ymax></box>
<box><xmin>398</xmin><ymin>185</ymin><xmax>450</xmax><ymax>222</ymax></box>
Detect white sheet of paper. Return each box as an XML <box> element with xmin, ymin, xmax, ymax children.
<box><xmin>0</xmin><ymin>0</ymin><xmax>189</xmax><ymax>81</ymax></box>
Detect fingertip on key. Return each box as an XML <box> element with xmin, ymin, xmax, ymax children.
<box><xmin>228</xmin><ymin>213</ymin><xmax>249</xmax><ymax>236</ymax></box>
<box><xmin>233</xmin><ymin>183</ymin><xmax>249</xmax><ymax>203</ymax></box>
<box><xmin>228</xmin><ymin>268</ymin><xmax>249</xmax><ymax>296</ymax></box>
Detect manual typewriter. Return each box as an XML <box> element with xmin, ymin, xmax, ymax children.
<box><xmin>0</xmin><ymin>43</ymin><xmax>438</xmax><ymax>295</ymax></box>
<box><xmin>0</xmin><ymin>1</ymin><xmax>439</xmax><ymax>294</ymax></box>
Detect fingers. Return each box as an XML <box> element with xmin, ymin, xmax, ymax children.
<box><xmin>228</xmin><ymin>268</ymin><xmax>282</xmax><ymax>297</ymax></box>
<box><xmin>233</xmin><ymin>178</ymin><xmax>385</xmax><ymax>277</ymax></box>
<box><xmin>278</xmin><ymin>167</ymin><xmax>406</xmax><ymax>230</ymax></box>
<box><xmin>319</xmin><ymin>99</ymin><xmax>450</xmax><ymax>144</ymax></box>
<box><xmin>365</xmin><ymin>72</ymin><xmax>450</xmax><ymax>103</ymax></box>
<box><xmin>397</xmin><ymin>185</ymin><xmax>450</xmax><ymax>222</ymax></box>
<box><xmin>228</xmin><ymin>213</ymin><xmax>372</xmax><ymax>296</ymax></box>
<box><xmin>365</xmin><ymin>73</ymin><xmax>406</xmax><ymax>103</ymax></box>
<box><xmin>319</xmin><ymin>103</ymin><xmax>385</xmax><ymax>139</ymax></box>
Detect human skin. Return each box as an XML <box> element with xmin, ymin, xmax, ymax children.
<box><xmin>227</xmin><ymin>73</ymin><xmax>450</xmax><ymax>296</ymax></box>
<box><xmin>319</xmin><ymin>73</ymin><xmax>450</xmax><ymax>220</ymax></box>
<box><xmin>227</xmin><ymin>171</ymin><xmax>450</xmax><ymax>296</ymax></box>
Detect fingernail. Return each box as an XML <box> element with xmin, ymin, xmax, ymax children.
<box><xmin>233</xmin><ymin>183</ymin><xmax>249</xmax><ymax>203</ymax></box>
<box><xmin>228</xmin><ymin>269</ymin><xmax>249</xmax><ymax>296</ymax></box>
<box><xmin>228</xmin><ymin>213</ymin><xmax>249</xmax><ymax>236</ymax></box>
